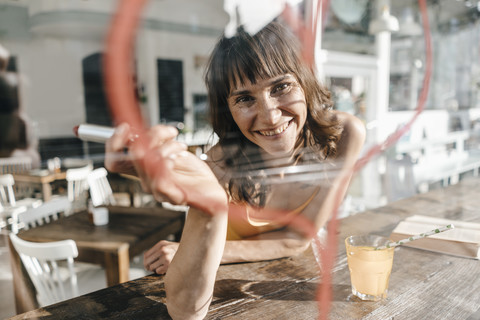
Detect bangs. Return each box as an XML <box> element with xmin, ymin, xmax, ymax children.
<box><xmin>223</xmin><ymin>25</ymin><xmax>301</xmax><ymax>92</ymax></box>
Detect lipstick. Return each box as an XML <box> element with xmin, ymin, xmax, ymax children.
<box><xmin>73</xmin><ymin>124</ymin><xmax>115</xmax><ymax>143</ymax></box>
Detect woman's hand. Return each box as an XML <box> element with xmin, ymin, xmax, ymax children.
<box><xmin>104</xmin><ymin>123</ymin><xmax>138</xmax><ymax>176</ymax></box>
<box><xmin>112</xmin><ymin>124</ymin><xmax>228</xmax><ymax>215</ymax></box>
<box><xmin>144</xmin><ymin>240</ymin><xmax>179</xmax><ymax>274</ymax></box>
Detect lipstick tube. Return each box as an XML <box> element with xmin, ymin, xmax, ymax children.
<box><xmin>73</xmin><ymin>124</ymin><xmax>115</xmax><ymax>143</ymax></box>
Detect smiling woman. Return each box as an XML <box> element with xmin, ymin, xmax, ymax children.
<box><xmin>105</xmin><ymin>20</ymin><xmax>365</xmax><ymax>320</ymax></box>
<box><xmin>205</xmin><ymin>22</ymin><xmax>345</xmax><ymax>207</ymax></box>
<box><xmin>227</xmin><ymin>74</ymin><xmax>307</xmax><ymax>156</ymax></box>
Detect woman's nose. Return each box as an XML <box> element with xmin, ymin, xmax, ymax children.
<box><xmin>258</xmin><ymin>97</ymin><xmax>281</xmax><ymax>125</ymax></box>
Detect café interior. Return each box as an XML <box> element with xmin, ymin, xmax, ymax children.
<box><xmin>1</xmin><ymin>0</ymin><xmax>479</xmax><ymax>319</ymax></box>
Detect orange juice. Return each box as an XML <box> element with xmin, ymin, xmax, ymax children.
<box><xmin>345</xmin><ymin>236</ymin><xmax>395</xmax><ymax>301</ymax></box>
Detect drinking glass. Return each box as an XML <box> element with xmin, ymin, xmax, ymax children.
<box><xmin>345</xmin><ymin>235</ymin><xmax>395</xmax><ymax>301</ymax></box>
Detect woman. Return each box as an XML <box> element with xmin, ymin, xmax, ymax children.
<box><xmin>106</xmin><ymin>21</ymin><xmax>365</xmax><ymax>319</ymax></box>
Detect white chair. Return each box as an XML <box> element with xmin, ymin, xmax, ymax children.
<box><xmin>9</xmin><ymin>232</ymin><xmax>80</xmax><ymax>307</ymax></box>
<box><xmin>0</xmin><ymin>156</ymin><xmax>37</xmax><ymax>199</ymax></box>
<box><xmin>0</xmin><ymin>174</ymin><xmax>42</xmax><ymax>230</ymax></box>
<box><xmin>384</xmin><ymin>154</ymin><xmax>417</xmax><ymax>202</ymax></box>
<box><xmin>0</xmin><ymin>174</ymin><xmax>42</xmax><ymax>208</ymax></box>
<box><xmin>0</xmin><ymin>174</ymin><xmax>17</xmax><ymax>207</ymax></box>
<box><xmin>87</xmin><ymin>167</ymin><xmax>116</xmax><ymax>207</ymax></box>
<box><xmin>11</xmin><ymin>196</ymin><xmax>71</xmax><ymax>234</ymax></box>
<box><xmin>66</xmin><ymin>165</ymin><xmax>92</xmax><ymax>212</ymax></box>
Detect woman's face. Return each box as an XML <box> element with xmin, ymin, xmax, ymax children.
<box><xmin>227</xmin><ymin>74</ymin><xmax>307</xmax><ymax>156</ymax></box>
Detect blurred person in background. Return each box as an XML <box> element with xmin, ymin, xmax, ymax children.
<box><xmin>0</xmin><ymin>44</ymin><xmax>40</xmax><ymax>168</ymax></box>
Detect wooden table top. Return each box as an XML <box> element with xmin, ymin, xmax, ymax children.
<box><xmin>18</xmin><ymin>205</ymin><xmax>186</xmax><ymax>257</ymax></box>
<box><xmin>10</xmin><ymin>178</ymin><xmax>480</xmax><ymax>320</ymax></box>
<box><xmin>13</xmin><ymin>170</ymin><xmax>67</xmax><ymax>183</ymax></box>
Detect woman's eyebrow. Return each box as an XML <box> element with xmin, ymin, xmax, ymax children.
<box><xmin>230</xmin><ymin>75</ymin><xmax>292</xmax><ymax>97</ymax></box>
<box><xmin>230</xmin><ymin>89</ymin><xmax>250</xmax><ymax>97</ymax></box>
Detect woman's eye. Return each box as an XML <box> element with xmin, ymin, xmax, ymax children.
<box><xmin>235</xmin><ymin>96</ymin><xmax>253</xmax><ymax>104</ymax></box>
<box><xmin>272</xmin><ymin>83</ymin><xmax>290</xmax><ymax>94</ymax></box>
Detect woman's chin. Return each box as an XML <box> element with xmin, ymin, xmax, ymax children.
<box><xmin>261</xmin><ymin>146</ymin><xmax>295</xmax><ymax>159</ymax></box>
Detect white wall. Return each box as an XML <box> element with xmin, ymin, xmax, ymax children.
<box><xmin>4</xmin><ymin>37</ymin><xmax>102</xmax><ymax>138</ymax></box>
<box><xmin>1</xmin><ymin>0</ymin><xmax>226</xmax><ymax>138</ymax></box>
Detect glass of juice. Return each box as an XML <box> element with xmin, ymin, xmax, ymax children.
<box><xmin>345</xmin><ymin>235</ymin><xmax>395</xmax><ymax>301</ymax></box>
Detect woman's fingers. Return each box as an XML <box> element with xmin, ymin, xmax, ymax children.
<box><xmin>143</xmin><ymin>241</ymin><xmax>178</xmax><ymax>274</ymax></box>
<box><xmin>110</xmin><ymin>123</ymin><xmax>131</xmax><ymax>151</ymax></box>
<box><xmin>127</xmin><ymin>125</ymin><xmax>184</xmax><ymax>195</ymax></box>
<box><xmin>132</xmin><ymin>138</ymin><xmax>188</xmax><ymax>203</ymax></box>
<box><xmin>147</xmin><ymin>125</ymin><xmax>179</xmax><ymax>148</ymax></box>
<box><xmin>105</xmin><ymin>123</ymin><xmax>137</xmax><ymax>174</ymax></box>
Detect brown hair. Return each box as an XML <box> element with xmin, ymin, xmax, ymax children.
<box><xmin>0</xmin><ymin>113</ymin><xmax>27</xmax><ymax>157</ymax></box>
<box><xmin>204</xmin><ymin>21</ymin><xmax>342</xmax><ymax>206</ymax></box>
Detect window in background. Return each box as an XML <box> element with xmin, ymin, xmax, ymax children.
<box><xmin>193</xmin><ymin>93</ymin><xmax>208</xmax><ymax>131</ymax></box>
<box><xmin>82</xmin><ymin>52</ymin><xmax>113</xmax><ymax>160</ymax></box>
<box><xmin>157</xmin><ymin>59</ymin><xmax>184</xmax><ymax>124</ymax></box>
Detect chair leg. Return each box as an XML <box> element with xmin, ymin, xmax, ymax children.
<box><xmin>7</xmin><ymin>235</ymin><xmax>39</xmax><ymax>313</ymax></box>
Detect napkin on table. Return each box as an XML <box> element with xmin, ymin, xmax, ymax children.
<box><xmin>390</xmin><ymin>215</ymin><xmax>480</xmax><ymax>259</ymax></box>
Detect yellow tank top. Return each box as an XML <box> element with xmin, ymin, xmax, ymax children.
<box><xmin>226</xmin><ymin>187</ymin><xmax>320</xmax><ymax>240</ymax></box>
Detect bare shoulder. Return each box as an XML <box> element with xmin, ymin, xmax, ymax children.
<box><xmin>336</xmin><ymin>111</ymin><xmax>365</xmax><ymax>139</ymax></box>
<box><xmin>334</xmin><ymin>111</ymin><xmax>366</xmax><ymax>158</ymax></box>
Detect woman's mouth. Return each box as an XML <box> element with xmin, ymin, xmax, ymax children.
<box><xmin>257</xmin><ymin>120</ymin><xmax>292</xmax><ymax>136</ymax></box>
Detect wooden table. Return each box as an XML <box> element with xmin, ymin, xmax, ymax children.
<box><xmin>9</xmin><ymin>178</ymin><xmax>480</xmax><ymax>319</ymax></box>
<box><xmin>13</xmin><ymin>170</ymin><xmax>67</xmax><ymax>201</ymax></box>
<box><xmin>9</xmin><ymin>205</ymin><xmax>185</xmax><ymax>314</ymax></box>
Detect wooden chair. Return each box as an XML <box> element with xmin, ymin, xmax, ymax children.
<box><xmin>9</xmin><ymin>232</ymin><xmax>80</xmax><ymax>307</ymax></box>
<box><xmin>87</xmin><ymin>167</ymin><xmax>116</xmax><ymax>207</ymax></box>
<box><xmin>11</xmin><ymin>196</ymin><xmax>71</xmax><ymax>234</ymax></box>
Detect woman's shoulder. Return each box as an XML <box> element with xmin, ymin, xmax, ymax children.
<box><xmin>334</xmin><ymin>111</ymin><xmax>365</xmax><ymax>131</ymax></box>
<box><xmin>331</xmin><ymin>111</ymin><xmax>366</xmax><ymax>159</ymax></box>
<box><xmin>334</xmin><ymin>111</ymin><xmax>366</xmax><ymax>142</ymax></box>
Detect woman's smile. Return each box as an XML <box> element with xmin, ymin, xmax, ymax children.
<box><xmin>257</xmin><ymin>119</ymin><xmax>293</xmax><ymax>137</ymax></box>
<box><xmin>228</xmin><ymin>74</ymin><xmax>307</xmax><ymax>155</ymax></box>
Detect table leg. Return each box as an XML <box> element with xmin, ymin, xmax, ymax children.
<box><xmin>104</xmin><ymin>244</ymin><xmax>130</xmax><ymax>286</ymax></box>
<box><xmin>41</xmin><ymin>182</ymin><xmax>52</xmax><ymax>202</ymax></box>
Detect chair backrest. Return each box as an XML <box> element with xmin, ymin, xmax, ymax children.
<box><xmin>0</xmin><ymin>173</ymin><xmax>17</xmax><ymax>207</ymax></box>
<box><xmin>87</xmin><ymin>167</ymin><xmax>116</xmax><ymax>207</ymax></box>
<box><xmin>0</xmin><ymin>156</ymin><xmax>32</xmax><ymax>175</ymax></box>
<box><xmin>12</xmin><ymin>196</ymin><xmax>71</xmax><ymax>234</ymax></box>
<box><xmin>385</xmin><ymin>154</ymin><xmax>416</xmax><ymax>202</ymax></box>
<box><xmin>66</xmin><ymin>165</ymin><xmax>92</xmax><ymax>202</ymax></box>
<box><xmin>9</xmin><ymin>233</ymin><xmax>79</xmax><ymax>307</ymax></box>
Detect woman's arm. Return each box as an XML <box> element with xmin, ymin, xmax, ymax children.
<box><xmin>105</xmin><ymin>123</ymin><xmax>229</xmax><ymax>319</ymax></box>
<box><xmin>221</xmin><ymin>229</ymin><xmax>310</xmax><ymax>264</ymax></box>
<box><xmin>143</xmin><ymin>228</ymin><xmax>309</xmax><ymax>273</ymax></box>
<box><xmin>165</xmin><ymin>207</ymin><xmax>228</xmax><ymax>320</ymax></box>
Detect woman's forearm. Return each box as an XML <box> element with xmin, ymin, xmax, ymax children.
<box><xmin>165</xmin><ymin>207</ymin><xmax>228</xmax><ymax>320</ymax></box>
<box><xmin>221</xmin><ymin>231</ymin><xmax>311</xmax><ymax>264</ymax></box>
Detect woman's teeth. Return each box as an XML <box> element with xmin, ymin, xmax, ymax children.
<box><xmin>258</xmin><ymin>121</ymin><xmax>290</xmax><ymax>136</ymax></box>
